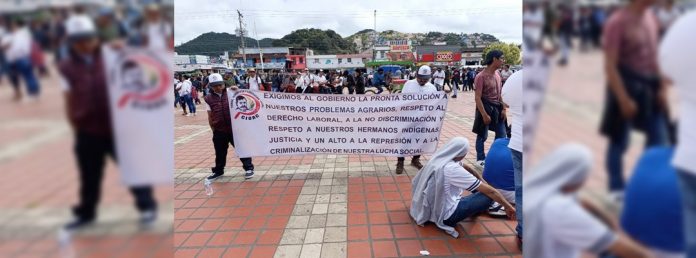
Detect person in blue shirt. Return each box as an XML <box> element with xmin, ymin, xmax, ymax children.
<box><xmin>482</xmin><ymin>138</ymin><xmax>516</xmax><ymax>216</ymax></box>
<box><xmin>371</xmin><ymin>68</ymin><xmax>386</xmax><ymax>94</ymax></box>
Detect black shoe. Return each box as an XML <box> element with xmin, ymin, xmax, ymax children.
<box><xmin>140</xmin><ymin>209</ymin><xmax>157</xmax><ymax>228</ymax></box>
<box><xmin>411</xmin><ymin>159</ymin><xmax>424</xmax><ymax>170</ymax></box>
<box><xmin>207</xmin><ymin>172</ymin><xmax>224</xmax><ymax>180</ymax></box>
<box><xmin>64</xmin><ymin>217</ymin><xmax>94</xmax><ymax>231</ymax></box>
<box><xmin>395</xmin><ymin>161</ymin><xmax>405</xmax><ymax>175</ymax></box>
<box><xmin>451</xmin><ymin>95</ymin><xmax>457</xmax><ymax>98</ymax></box>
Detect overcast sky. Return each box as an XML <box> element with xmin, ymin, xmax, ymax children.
<box><xmin>174</xmin><ymin>0</ymin><xmax>521</xmax><ymax>46</ymax></box>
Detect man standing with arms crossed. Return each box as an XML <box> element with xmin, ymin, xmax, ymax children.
<box><xmin>204</xmin><ymin>73</ymin><xmax>255</xmax><ymax>180</ymax></box>
<box><xmin>394</xmin><ymin>65</ymin><xmax>437</xmax><ymax>174</ymax></box>
<box><xmin>473</xmin><ymin>50</ymin><xmax>507</xmax><ymax>166</ymax></box>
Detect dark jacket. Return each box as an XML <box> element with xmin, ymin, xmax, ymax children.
<box><xmin>204</xmin><ymin>90</ymin><xmax>232</xmax><ymax>133</ymax></box>
<box><xmin>58</xmin><ymin>49</ymin><xmax>111</xmax><ymax>137</ymax></box>
<box><xmin>472</xmin><ymin>98</ymin><xmax>504</xmax><ymax>135</ymax></box>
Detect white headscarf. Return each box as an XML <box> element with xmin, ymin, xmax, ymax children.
<box><xmin>410</xmin><ymin>137</ymin><xmax>470</xmax><ymax>238</ymax></box>
<box><xmin>523</xmin><ymin>143</ymin><xmax>593</xmax><ymax>258</ymax></box>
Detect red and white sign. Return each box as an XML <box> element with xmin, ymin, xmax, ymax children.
<box><xmin>435</xmin><ymin>52</ymin><xmax>454</xmax><ymax>62</ymax></box>
<box><xmin>390</xmin><ymin>45</ymin><xmax>410</xmax><ymax>52</ymax></box>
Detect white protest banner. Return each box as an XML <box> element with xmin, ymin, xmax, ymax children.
<box><xmin>104</xmin><ymin>46</ymin><xmax>173</xmax><ymax>186</ymax></box>
<box><xmin>228</xmin><ymin>91</ymin><xmax>448</xmax><ymax>157</ymax></box>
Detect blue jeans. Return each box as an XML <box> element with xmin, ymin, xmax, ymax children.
<box><xmin>443</xmin><ymin>192</ymin><xmax>493</xmax><ymax>227</ymax></box>
<box><xmin>605</xmin><ymin>112</ymin><xmax>669</xmax><ymax>191</ymax></box>
<box><xmin>511</xmin><ymin>149</ymin><xmax>523</xmax><ymax>238</ymax></box>
<box><xmin>183</xmin><ymin>94</ymin><xmax>196</xmax><ymax>114</ymax></box>
<box><xmin>9</xmin><ymin>57</ymin><xmax>40</xmax><ymax>96</ymax></box>
<box><xmin>677</xmin><ymin>170</ymin><xmax>696</xmax><ymax>257</ymax></box>
<box><xmin>476</xmin><ymin>120</ymin><xmax>507</xmax><ymax>161</ymax></box>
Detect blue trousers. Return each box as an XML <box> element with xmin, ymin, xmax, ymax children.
<box><xmin>8</xmin><ymin>57</ymin><xmax>40</xmax><ymax>96</ymax></box>
<box><xmin>511</xmin><ymin>149</ymin><xmax>523</xmax><ymax>238</ymax></box>
<box><xmin>476</xmin><ymin>120</ymin><xmax>507</xmax><ymax>161</ymax></box>
<box><xmin>605</xmin><ymin>112</ymin><xmax>669</xmax><ymax>191</ymax></box>
<box><xmin>443</xmin><ymin>192</ymin><xmax>493</xmax><ymax>227</ymax></box>
<box><xmin>183</xmin><ymin>94</ymin><xmax>196</xmax><ymax>114</ymax></box>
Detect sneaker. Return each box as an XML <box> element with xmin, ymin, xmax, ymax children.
<box><xmin>476</xmin><ymin>160</ymin><xmax>485</xmax><ymax>167</ymax></box>
<box><xmin>244</xmin><ymin>170</ymin><xmax>254</xmax><ymax>179</ymax></box>
<box><xmin>207</xmin><ymin>172</ymin><xmax>224</xmax><ymax>180</ymax></box>
<box><xmin>64</xmin><ymin>217</ymin><xmax>94</xmax><ymax>231</ymax></box>
<box><xmin>411</xmin><ymin>159</ymin><xmax>424</xmax><ymax>170</ymax></box>
<box><xmin>193</xmin><ymin>113</ymin><xmax>197</xmax><ymax>116</ymax></box>
<box><xmin>395</xmin><ymin>160</ymin><xmax>405</xmax><ymax>175</ymax></box>
<box><xmin>140</xmin><ymin>210</ymin><xmax>157</xmax><ymax>228</ymax></box>
<box><xmin>451</xmin><ymin>95</ymin><xmax>457</xmax><ymax>98</ymax></box>
<box><xmin>487</xmin><ymin>202</ymin><xmax>507</xmax><ymax>218</ymax></box>
<box><xmin>186</xmin><ymin>113</ymin><xmax>192</xmax><ymax>117</ymax></box>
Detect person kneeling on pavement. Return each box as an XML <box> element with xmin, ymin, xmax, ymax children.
<box><xmin>482</xmin><ymin>138</ymin><xmax>516</xmax><ymax>217</ymax></box>
<box><xmin>204</xmin><ymin>73</ymin><xmax>255</xmax><ymax>180</ymax></box>
<box><xmin>410</xmin><ymin>137</ymin><xmax>516</xmax><ymax>238</ymax></box>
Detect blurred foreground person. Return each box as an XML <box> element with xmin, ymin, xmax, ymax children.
<box><xmin>501</xmin><ymin>70</ymin><xmax>523</xmax><ymax>242</ymax></box>
<box><xmin>59</xmin><ymin>16</ymin><xmax>156</xmax><ymax>230</ymax></box>
<box><xmin>622</xmin><ymin>147</ymin><xmax>685</xmax><ymax>258</ymax></box>
<box><xmin>410</xmin><ymin>137</ymin><xmax>515</xmax><ymax>239</ymax></box>
<box><xmin>600</xmin><ymin>0</ymin><xmax>670</xmax><ymax>202</ymax></box>
<box><xmin>1</xmin><ymin>17</ymin><xmax>40</xmax><ymax>101</ymax></box>
<box><xmin>659</xmin><ymin>10</ymin><xmax>696</xmax><ymax>257</ymax></box>
<box><xmin>524</xmin><ymin>144</ymin><xmax>652</xmax><ymax>258</ymax></box>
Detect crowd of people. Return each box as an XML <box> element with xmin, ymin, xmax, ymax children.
<box><xmin>2</xmin><ymin>2</ymin><xmax>174</xmax><ymax>231</ymax></box>
<box><xmin>523</xmin><ymin>0</ymin><xmax>694</xmax><ymax>257</ymax></box>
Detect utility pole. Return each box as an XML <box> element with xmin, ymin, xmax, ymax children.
<box><xmin>254</xmin><ymin>19</ymin><xmax>264</xmax><ymax>70</ymax></box>
<box><xmin>237</xmin><ymin>10</ymin><xmax>247</xmax><ymax>68</ymax></box>
<box><xmin>373</xmin><ymin>10</ymin><xmax>377</xmax><ymax>61</ymax></box>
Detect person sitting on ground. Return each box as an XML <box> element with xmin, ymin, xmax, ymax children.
<box><xmin>410</xmin><ymin>137</ymin><xmax>516</xmax><ymax>238</ymax></box>
<box><xmin>481</xmin><ymin>138</ymin><xmax>516</xmax><ymax>217</ymax></box>
<box><xmin>525</xmin><ymin>143</ymin><xmax>653</xmax><ymax>258</ymax></box>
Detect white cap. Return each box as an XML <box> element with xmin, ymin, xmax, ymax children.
<box><xmin>417</xmin><ymin>65</ymin><xmax>432</xmax><ymax>78</ymax></box>
<box><xmin>65</xmin><ymin>15</ymin><xmax>96</xmax><ymax>38</ymax></box>
<box><xmin>208</xmin><ymin>73</ymin><xmax>224</xmax><ymax>86</ymax></box>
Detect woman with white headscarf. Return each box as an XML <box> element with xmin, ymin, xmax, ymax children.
<box><xmin>524</xmin><ymin>143</ymin><xmax>653</xmax><ymax>258</ymax></box>
<box><xmin>410</xmin><ymin>137</ymin><xmax>516</xmax><ymax>238</ymax></box>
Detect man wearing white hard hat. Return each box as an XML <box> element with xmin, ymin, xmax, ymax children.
<box><xmin>59</xmin><ymin>15</ymin><xmax>157</xmax><ymax>230</ymax></box>
<box><xmin>204</xmin><ymin>73</ymin><xmax>255</xmax><ymax>180</ymax></box>
<box><xmin>394</xmin><ymin>65</ymin><xmax>437</xmax><ymax>174</ymax></box>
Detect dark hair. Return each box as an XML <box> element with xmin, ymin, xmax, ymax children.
<box><xmin>183</xmin><ymin>74</ymin><xmax>190</xmax><ymax>79</ymax></box>
<box><xmin>121</xmin><ymin>61</ymin><xmax>140</xmax><ymax>74</ymax></box>
<box><xmin>235</xmin><ymin>96</ymin><xmax>247</xmax><ymax>103</ymax></box>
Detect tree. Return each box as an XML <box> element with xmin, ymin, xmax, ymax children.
<box><xmin>482</xmin><ymin>42</ymin><xmax>521</xmax><ymax>65</ymax></box>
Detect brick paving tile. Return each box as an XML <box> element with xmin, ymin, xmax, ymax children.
<box><xmin>174</xmin><ymin>91</ymin><xmax>522</xmax><ymax>257</ymax></box>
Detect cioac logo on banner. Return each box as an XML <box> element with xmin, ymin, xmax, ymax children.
<box><xmin>116</xmin><ymin>54</ymin><xmax>171</xmax><ymax>109</ymax></box>
<box><xmin>232</xmin><ymin>91</ymin><xmax>262</xmax><ymax>120</ymax></box>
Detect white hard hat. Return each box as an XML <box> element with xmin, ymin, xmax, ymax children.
<box><xmin>417</xmin><ymin>65</ymin><xmax>432</xmax><ymax>79</ymax></box>
<box><xmin>65</xmin><ymin>15</ymin><xmax>96</xmax><ymax>39</ymax></box>
<box><xmin>208</xmin><ymin>73</ymin><xmax>224</xmax><ymax>86</ymax></box>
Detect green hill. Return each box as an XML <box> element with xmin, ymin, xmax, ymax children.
<box><xmin>272</xmin><ymin>28</ymin><xmax>356</xmax><ymax>55</ymax></box>
<box><xmin>174</xmin><ymin>32</ymin><xmax>274</xmax><ymax>56</ymax></box>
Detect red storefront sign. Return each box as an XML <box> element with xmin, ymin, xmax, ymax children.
<box><xmin>435</xmin><ymin>51</ymin><xmax>461</xmax><ymax>62</ymax></box>
<box><xmin>390</xmin><ymin>45</ymin><xmax>410</xmax><ymax>52</ymax></box>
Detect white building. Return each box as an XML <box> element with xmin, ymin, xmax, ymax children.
<box><xmin>306</xmin><ymin>54</ymin><xmax>369</xmax><ymax>70</ymax></box>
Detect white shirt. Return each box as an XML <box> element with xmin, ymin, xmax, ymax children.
<box><xmin>502</xmin><ymin>71</ymin><xmax>523</xmax><ymax>153</ymax></box>
<box><xmin>443</xmin><ymin>162</ymin><xmax>482</xmax><ymax>219</ymax></box>
<box><xmin>145</xmin><ymin>21</ymin><xmax>172</xmax><ymax>50</ymax></box>
<box><xmin>295</xmin><ymin>73</ymin><xmax>313</xmax><ymax>91</ymax></box>
<box><xmin>316</xmin><ymin>74</ymin><xmax>327</xmax><ymax>85</ymax></box>
<box><xmin>401</xmin><ymin>79</ymin><xmax>437</xmax><ymax>93</ymax></box>
<box><xmin>432</xmin><ymin>71</ymin><xmax>445</xmax><ymax>85</ymax></box>
<box><xmin>523</xmin><ymin>8</ymin><xmax>544</xmax><ymax>43</ymax></box>
<box><xmin>655</xmin><ymin>6</ymin><xmax>681</xmax><ymax>30</ymax></box>
<box><xmin>1</xmin><ymin>27</ymin><xmax>32</xmax><ymax>63</ymax></box>
<box><xmin>247</xmin><ymin>75</ymin><xmax>261</xmax><ymax>91</ymax></box>
<box><xmin>177</xmin><ymin>79</ymin><xmax>192</xmax><ymax>96</ymax></box>
<box><xmin>500</xmin><ymin>69</ymin><xmax>513</xmax><ymax>81</ymax></box>
<box><xmin>540</xmin><ymin>195</ymin><xmax>616</xmax><ymax>258</ymax></box>
<box><xmin>659</xmin><ymin>10</ymin><xmax>696</xmax><ymax>174</ymax></box>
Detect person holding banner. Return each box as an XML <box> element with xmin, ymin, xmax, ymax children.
<box><xmin>394</xmin><ymin>65</ymin><xmax>438</xmax><ymax>175</ymax></box>
<box><xmin>410</xmin><ymin>137</ymin><xmax>515</xmax><ymax>238</ymax></box>
<box><xmin>295</xmin><ymin>68</ymin><xmax>314</xmax><ymax>93</ymax></box>
<box><xmin>204</xmin><ymin>73</ymin><xmax>255</xmax><ymax>180</ymax></box>
<box><xmin>59</xmin><ymin>15</ymin><xmax>157</xmax><ymax>230</ymax></box>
